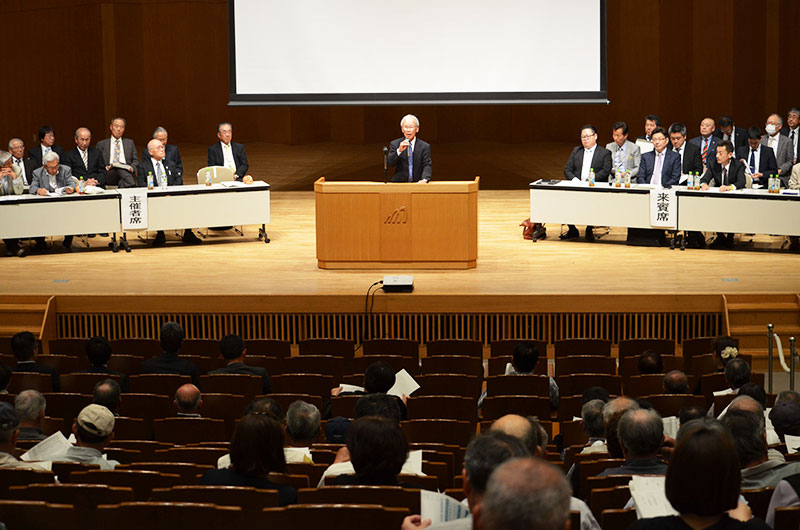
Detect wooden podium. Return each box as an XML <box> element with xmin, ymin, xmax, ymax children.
<box><xmin>315</xmin><ymin>177</ymin><xmax>479</xmax><ymax>269</ymax></box>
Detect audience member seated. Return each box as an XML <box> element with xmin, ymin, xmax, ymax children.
<box><xmin>173</xmin><ymin>384</ymin><xmax>202</xmax><ymax>417</ymax></box>
<box><xmin>490</xmin><ymin>415</ymin><xmax>601</xmax><ymax>530</ymax></box>
<box><xmin>776</xmin><ymin>390</ymin><xmax>800</xmax><ymax>408</ymax></box>
<box><xmin>509</xmin><ymin>341</ymin><xmax>559</xmax><ymax>408</ymax></box>
<box><xmin>603</xmin><ymin>397</ymin><xmax>640</xmax><ymax>459</ymax></box>
<box><xmin>10</xmin><ymin>331</ymin><xmax>59</xmax><ymax>391</ymax></box>
<box><xmin>48</xmin><ymin>404</ymin><xmax>119</xmax><ymax>469</ymax></box>
<box><xmin>200</xmin><ymin>413</ymin><xmax>297</xmax><ymax>506</ymax></box>
<box><xmin>207</xmin><ymin>334</ymin><xmax>271</xmax><ymax>394</ymax></box>
<box><xmin>630</xmin><ymin>417</ymin><xmax>768</xmax><ymax>530</ymax></box>
<box><xmin>663</xmin><ymin>370</ymin><xmax>689</xmax><ymax>394</ymax></box>
<box><xmin>709</xmin><ymin>358</ymin><xmax>752</xmax><ymax>416</ymax></box>
<box><xmin>93</xmin><ymin>379</ymin><xmax>122</xmax><ymax>415</ymax></box>
<box><xmin>0</xmin><ymin>403</ymin><xmax>41</xmax><ymax>469</ymax></box>
<box><xmin>714</xmin><ymin>336</ymin><xmax>740</xmax><ymax>370</ymax></box>
<box><xmin>284</xmin><ymin>400</ymin><xmax>320</xmax><ymax>463</ymax></box>
<box><xmin>0</xmin><ymin>362</ymin><xmax>10</xmax><ymax>393</ymax></box>
<box><xmin>329</xmin><ymin>361</ymin><xmax>407</xmax><ymax>420</ymax></box>
<box><xmin>479</xmin><ymin>457</ymin><xmax>573</xmax><ymax>530</ymax></box>
<box><xmin>769</xmin><ymin>400</ymin><xmax>800</xmax><ymax>445</ymax></box>
<box><xmin>216</xmin><ymin>396</ymin><xmax>285</xmax><ymax>470</ymax></box>
<box><xmin>74</xmin><ymin>336</ymin><xmax>129</xmax><ymax>391</ymax></box>
<box><xmin>737</xmin><ymin>383</ymin><xmax>767</xmax><ymax>409</ymax></box>
<box><xmin>720</xmin><ymin>398</ymin><xmax>800</xmax><ymax>489</ymax></box>
<box><xmin>139</xmin><ymin>322</ymin><xmax>198</xmax><ymax>384</ymax></box>
<box><xmin>402</xmin><ymin>431</ymin><xmax>530</xmax><ymax>530</ymax></box>
<box><xmin>14</xmin><ymin>390</ymin><xmax>47</xmax><ymax>441</ymax></box>
<box><xmin>580</xmin><ymin>399</ymin><xmax>608</xmax><ymax>454</ymax></box>
<box><xmin>678</xmin><ymin>406</ymin><xmax>707</xmax><ymax>426</ymax></box>
<box><xmin>638</xmin><ymin>350</ymin><xmax>663</xmax><ymax>375</ymax></box>
<box><xmin>599</xmin><ymin>408</ymin><xmax>667</xmax><ymax>476</ymax></box>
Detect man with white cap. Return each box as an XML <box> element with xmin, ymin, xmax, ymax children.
<box><xmin>50</xmin><ymin>404</ymin><xmax>119</xmax><ymax>469</ymax></box>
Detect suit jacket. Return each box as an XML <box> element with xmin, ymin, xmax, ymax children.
<box><xmin>387</xmin><ymin>137</ymin><xmax>432</xmax><ymax>182</ymax></box>
<box><xmin>139</xmin><ymin>352</ymin><xmax>198</xmax><ymax>385</ymax></box>
<box><xmin>1</xmin><ymin>165</ymin><xmax>24</xmax><ymax>196</ymax></box>
<box><xmin>713</xmin><ymin>126</ymin><xmax>748</xmax><ymax>151</ymax></box>
<box><xmin>207</xmin><ymin>142</ymin><xmax>249</xmax><ymax>180</ymax></box>
<box><xmin>61</xmin><ymin>147</ymin><xmax>107</xmax><ymax>187</ymax></box>
<box><xmin>673</xmin><ymin>141</ymin><xmax>704</xmax><ymax>175</ymax></box>
<box><xmin>563</xmin><ymin>145</ymin><xmax>612</xmax><ymax>182</ymax></box>
<box><xmin>28</xmin><ymin>144</ymin><xmax>64</xmax><ymax>167</ymax></box>
<box><xmin>700</xmin><ymin>158</ymin><xmax>746</xmax><ymax>189</ymax></box>
<box><xmin>789</xmin><ymin>163</ymin><xmax>800</xmax><ymax>190</ymax></box>
<box><xmin>142</xmin><ymin>144</ymin><xmax>183</xmax><ymax>178</ymax></box>
<box><xmin>780</xmin><ymin>125</ymin><xmax>800</xmax><ymax>163</ymax></box>
<box><xmin>736</xmin><ymin>145</ymin><xmax>778</xmax><ymax>187</ymax></box>
<box><xmin>761</xmin><ymin>134</ymin><xmax>794</xmax><ymax>178</ymax></box>
<box><xmin>605</xmin><ymin>140</ymin><xmax>642</xmax><ymax>178</ymax></box>
<box><xmin>12</xmin><ymin>361</ymin><xmax>60</xmax><ymax>392</ymax></box>
<box><xmin>30</xmin><ymin>165</ymin><xmax>76</xmax><ymax>194</ymax></box>
<box><xmin>637</xmin><ymin>149</ymin><xmax>681</xmax><ymax>187</ymax></box>
<box><xmin>689</xmin><ymin>135</ymin><xmax>719</xmax><ymax>168</ymax></box>
<box><xmin>208</xmin><ymin>362</ymin><xmax>272</xmax><ymax>394</ymax></box>
<box><xmin>136</xmin><ymin>157</ymin><xmax>182</xmax><ymax>187</ymax></box>
<box><xmin>11</xmin><ymin>156</ymin><xmax>37</xmax><ymax>186</ymax></box>
<box><xmin>96</xmin><ymin>137</ymin><xmax>139</xmax><ymax>175</ymax></box>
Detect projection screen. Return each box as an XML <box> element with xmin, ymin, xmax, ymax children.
<box><xmin>229</xmin><ymin>0</ymin><xmax>607</xmax><ymax>106</ymax></box>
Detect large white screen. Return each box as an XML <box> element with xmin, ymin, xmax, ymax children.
<box><xmin>230</xmin><ymin>0</ymin><xmax>605</xmax><ymax>105</ymax></box>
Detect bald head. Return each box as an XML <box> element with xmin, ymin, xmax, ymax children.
<box><xmin>479</xmin><ymin>457</ymin><xmax>571</xmax><ymax>530</ymax></box>
<box><xmin>728</xmin><ymin>395</ymin><xmax>763</xmax><ymax>416</ymax></box>
<box><xmin>603</xmin><ymin>396</ymin><xmax>639</xmax><ymax>423</ymax></box>
<box><xmin>174</xmin><ymin>384</ymin><xmax>202</xmax><ymax>414</ymax></box>
<box><xmin>491</xmin><ymin>414</ymin><xmax>544</xmax><ymax>456</ymax></box>
<box><xmin>147</xmin><ymin>138</ymin><xmax>165</xmax><ymax>161</ymax></box>
<box><xmin>663</xmin><ymin>370</ymin><xmax>689</xmax><ymax>394</ymax></box>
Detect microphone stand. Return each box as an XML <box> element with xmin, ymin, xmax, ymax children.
<box><xmin>383</xmin><ymin>146</ymin><xmax>389</xmax><ymax>183</ymax></box>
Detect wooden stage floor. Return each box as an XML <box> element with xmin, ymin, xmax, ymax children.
<box><xmin>3</xmin><ymin>190</ymin><xmax>798</xmax><ymax>314</ymax></box>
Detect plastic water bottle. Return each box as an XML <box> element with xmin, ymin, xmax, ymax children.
<box><xmin>161</xmin><ymin>172</ymin><xmax>168</xmax><ymax>190</ymax></box>
<box><xmin>78</xmin><ymin>177</ymin><xmax>85</xmax><ymax>194</ymax></box>
<box><xmin>624</xmin><ymin>170</ymin><xmax>631</xmax><ymax>188</ymax></box>
<box><xmin>205</xmin><ymin>169</ymin><xmax>212</xmax><ymax>187</ymax></box>
<box><xmin>588</xmin><ymin>168</ymin><xmax>595</xmax><ymax>187</ymax></box>
<box><xmin>147</xmin><ymin>171</ymin><xmax>154</xmax><ymax>190</ymax></box>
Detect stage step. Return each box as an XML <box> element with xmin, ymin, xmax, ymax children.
<box><xmin>0</xmin><ymin>303</ymin><xmax>49</xmax><ymax>330</ymax></box>
<box><xmin>725</xmin><ymin>294</ymin><xmax>800</xmax><ymax>357</ymax></box>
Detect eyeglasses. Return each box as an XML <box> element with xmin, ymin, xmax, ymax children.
<box><xmin>580</xmin><ymin>134</ymin><xmax>596</xmax><ymax>139</ymax></box>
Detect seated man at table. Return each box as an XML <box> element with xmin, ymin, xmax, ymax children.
<box><xmin>30</xmin><ymin>151</ymin><xmax>76</xmax><ymax>252</ymax></box>
<box><xmin>207</xmin><ymin>122</ymin><xmax>250</xmax><ymax>182</ymax></box>
<box><xmin>142</xmin><ymin>127</ymin><xmax>183</xmax><ymax>178</ymax></box>
<box><xmin>700</xmin><ymin>140</ymin><xmax>746</xmax><ymax>249</ymax></box>
<box><xmin>388</xmin><ymin>114</ymin><xmax>432</xmax><ymax>183</ymax></box>
<box><xmin>736</xmin><ymin>127</ymin><xmax>778</xmax><ymax>188</ymax></box>
<box><xmin>61</xmin><ymin>127</ymin><xmax>106</xmax><ymax>188</ymax></box>
<box><xmin>637</xmin><ymin>127</ymin><xmax>681</xmax><ymax>187</ymax></box>
<box><xmin>562</xmin><ymin>124</ymin><xmax>612</xmax><ymax>242</ymax></box>
<box><xmin>606</xmin><ymin>121</ymin><xmax>641</xmax><ymax>181</ymax></box>
<box><xmin>97</xmin><ymin>117</ymin><xmax>138</xmax><ymax>188</ymax></box>
<box><xmin>137</xmin><ymin>138</ymin><xmax>201</xmax><ymax>247</ymax></box>
<box><xmin>0</xmin><ymin>150</ymin><xmax>27</xmax><ymax>257</ymax></box>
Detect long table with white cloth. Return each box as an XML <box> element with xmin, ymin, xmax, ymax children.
<box><xmin>530</xmin><ymin>180</ymin><xmax>800</xmax><ymax>237</ymax></box>
<box><xmin>0</xmin><ymin>181</ymin><xmax>271</xmax><ymax>245</ymax></box>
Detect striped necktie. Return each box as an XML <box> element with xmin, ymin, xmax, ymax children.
<box><xmin>701</xmin><ymin>138</ymin><xmax>709</xmax><ymax>165</ymax></box>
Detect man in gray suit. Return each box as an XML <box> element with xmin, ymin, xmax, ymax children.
<box><xmin>762</xmin><ymin>113</ymin><xmax>794</xmax><ymax>186</ymax></box>
<box><xmin>30</xmin><ymin>152</ymin><xmax>77</xmax><ymax>251</ymax></box>
<box><xmin>605</xmin><ymin>121</ymin><xmax>641</xmax><ymax>181</ymax></box>
<box><xmin>96</xmin><ymin>117</ymin><xmax>138</xmax><ymax>188</ymax></box>
<box><xmin>1</xmin><ymin>151</ymin><xmax>27</xmax><ymax>257</ymax></box>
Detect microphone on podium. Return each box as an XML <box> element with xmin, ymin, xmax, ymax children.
<box><xmin>383</xmin><ymin>146</ymin><xmax>389</xmax><ymax>183</ymax></box>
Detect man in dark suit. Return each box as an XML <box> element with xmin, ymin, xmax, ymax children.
<box><xmin>668</xmin><ymin>123</ymin><xmax>704</xmax><ymax>176</ymax></box>
<box><xmin>28</xmin><ymin>126</ymin><xmax>64</xmax><ymax>167</ymax></box>
<box><xmin>8</xmin><ymin>138</ymin><xmax>37</xmax><ymax>186</ymax></box>
<box><xmin>387</xmin><ymin>114</ymin><xmax>432</xmax><ymax>183</ymax></box>
<box><xmin>139</xmin><ymin>322</ymin><xmax>199</xmax><ymax>385</ymax></box>
<box><xmin>10</xmin><ymin>331</ymin><xmax>59</xmax><ymax>392</ymax></box>
<box><xmin>61</xmin><ymin>127</ymin><xmax>107</xmax><ymax>188</ymax></box>
<box><xmin>636</xmin><ymin>114</ymin><xmax>660</xmax><ymax>142</ymax></box>
<box><xmin>561</xmin><ymin>124</ymin><xmax>612</xmax><ymax>242</ymax></box>
<box><xmin>780</xmin><ymin>107</ymin><xmax>800</xmax><ymax>165</ymax></box>
<box><xmin>701</xmin><ymin>140</ymin><xmax>746</xmax><ymax>249</ymax></box>
<box><xmin>208</xmin><ymin>334</ymin><xmax>271</xmax><ymax>394</ymax></box>
<box><xmin>689</xmin><ymin>117</ymin><xmax>720</xmax><ymax>170</ymax></box>
<box><xmin>72</xmin><ymin>336</ymin><xmax>129</xmax><ymax>392</ymax></box>
<box><xmin>713</xmin><ymin>115</ymin><xmax>747</xmax><ymax>152</ymax></box>
<box><xmin>736</xmin><ymin>127</ymin><xmax>778</xmax><ymax>188</ymax></box>
<box><xmin>637</xmin><ymin>128</ymin><xmax>681</xmax><ymax>187</ymax></box>
<box><xmin>138</xmin><ymin>139</ymin><xmax>201</xmax><ymax>246</ymax></box>
<box><xmin>207</xmin><ymin>122</ymin><xmax>249</xmax><ymax>181</ymax></box>
<box><xmin>142</xmin><ymin>127</ymin><xmax>183</xmax><ymax>178</ymax></box>
<box><xmin>96</xmin><ymin>117</ymin><xmax>138</xmax><ymax>188</ymax></box>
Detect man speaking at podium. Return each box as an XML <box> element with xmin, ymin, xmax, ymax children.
<box><xmin>388</xmin><ymin>114</ymin><xmax>432</xmax><ymax>182</ymax></box>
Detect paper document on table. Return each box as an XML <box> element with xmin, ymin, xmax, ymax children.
<box><xmin>388</xmin><ymin>369</ymin><xmax>420</xmax><ymax>398</ymax></box>
<box><xmin>220</xmin><ymin>181</ymin><xmax>247</xmax><ymax>187</ymax></box>
<box><xmin>420</xmin><ymin>490</ymin><xmax>470</xmax><ymax>523</ymax></box>
<box><xmin>636</xmin><ymin>139</ymin><xmax>654</xmax><ymax>154</ymax></box>
<box><xmin>629</xmin><ymin>476</ymin><xmax>679</xmax><ymax>519</ymax></box>
<box><xmin>21</xmin><ymin>431</ymin><xmax>71</xmax><ymax>461</ymax></box>
<box><xmin>111</xmin><ymin>163</ymin><xmax>133</xmax><ymax>172</ymax></box>
<box><xmin>339</xmin><ymin>384</ymin><xmax>365</xmax><ymax>393</ymax></box>
<box><xmin>785</xmin><ymin>435</ymin><xmax>800</xmax><ymax>454</ymax></box>
<box><xmin>662</xmin><ymin>416</ymin><xmax>679</xmax><ymax>439</ymax></box>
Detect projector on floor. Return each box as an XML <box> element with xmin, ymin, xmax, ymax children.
<box><xmin>383</xmin><ymin>275</ymin><xmax>414</xmax><ymax>293</ymax></box>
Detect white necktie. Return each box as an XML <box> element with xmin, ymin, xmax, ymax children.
<box><xmin>225</xmin><ymin>144</ymin><xmax>235</xmax><ymax>171</ymax></box>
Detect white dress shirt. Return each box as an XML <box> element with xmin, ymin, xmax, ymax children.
<box><xmin>580</xmin><ymin>145</ymin><xmax>597</xmax><ymax>180</ymax></box>
<box><xmin>109</xmin><ymin>137</ymin><xmax>127</xmax><ymax>165</ymax></box>
<box><xmin>768</xmin><ymin>133</ymin><xmax>781</xmax><ymax>154</ymax></box>
<box><xmin>12</xmin><ymin>157</ymin><xmax>28</xmax><ymax>185</ymax></box>
<box><xmin>220</xmin><ymin>141</ymin><xmax>237</xmax><ymax>172</ymax></box>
